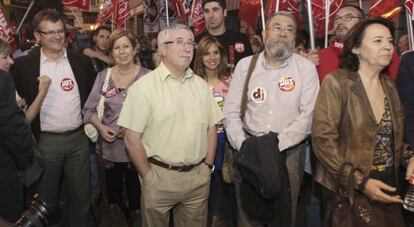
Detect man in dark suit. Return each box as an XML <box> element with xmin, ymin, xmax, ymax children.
<box><xmin>397</xmin><ymin>51</ymin><xmax>414</xmax><ymax>227</ymax></box>
<box><xmin>0</xmin><ymin>71</ymin><xmax>32</xmax><ymax>222</ymax></box>
<box><xmin>397</xmin><ymin>51</ymin><xmax>414</xmax><ymax>147</ymax></box>
<box><xmin>11</xmin><ymin>9</ymin><xmax>95</xmax><ymax>227</ymax></box>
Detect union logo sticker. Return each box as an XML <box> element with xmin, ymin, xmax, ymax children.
<box><xmin>60</xmin><ymin>78</ymin><xmax>74</xmax><ymax>91</ymax></box>
<box><xmin>235</xmin><ymin>42</ymin><xmax>245</xmax><ymax>53</ymax></box>
<box><xmin>278</xmin><ymin>76</ymin><xmax>295</xmax><ymax>92</ymax></box>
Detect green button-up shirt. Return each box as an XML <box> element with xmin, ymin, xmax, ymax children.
<box><xmin>118</xmin><ymin>62</ymin><xmax>223</xmax><ymax>165</ymax></box>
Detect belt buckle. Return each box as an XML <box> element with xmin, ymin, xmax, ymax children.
<box><xmin>372</xmin><ymin>165</ymin><xmax>386</xmax><ymax>172</ymax></box>
<box><xmin>377</xmin><ymin>165</ymin><xmax>386</xmax><ymax>172</ymax></box>
<box><xmin>177</xmin><ymin>166</ymin><xmax>184</xmax><ymax>172</ymax></box>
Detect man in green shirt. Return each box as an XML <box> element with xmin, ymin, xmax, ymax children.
<box><xmin>118</xmin><ymin>24</ymin><xmax>223</xmax><ymax>227</ymax></box>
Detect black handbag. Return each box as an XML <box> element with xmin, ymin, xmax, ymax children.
<box><xmin>324</xmin><ymin>163</ymin><xmax>378</xmax><ymax>227</ymax></box>
<box><xmin>324</xmin><ymin>163</ymin><xmax>406</xmax><ymax>227</ymax></box>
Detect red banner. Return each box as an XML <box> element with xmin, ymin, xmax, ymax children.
<box><xmin>115</xmin><ymin>0</ymin><xmax>129</xmax><ymax>27</ymax></box>
<box><xmin>172</xmin><ymin>0</ymin><xmax>192</xmax><ymax>24</ymax></box>
<box><xmin>406</xmin><ymin>0</ymin><xmax>414</xmax><ymax>14</ymax></box>
<box><xmin>264</xmin><ymin>0</ymin><xmax>301</xmax><ymax>30</ymax></box>
<box><xmin>0</xmin><ymin>6</ymin><xmax>15</xmax><ymax>50</ymax></box>
<box><xmin>369</xmin><ymin>0</ymin><xmax>401</xmax><ymax>19</ymax></box>
<box><xmin>96</xmin><ymin>0</ymin><xmax>115</xmax><ymax>25</ymax></box>
<box><xmin>190</xmin><ymin>0</ymin><xmax>205</xmax><ymax>36</ymax></box>
<box><xmin>62</xmin><ymin>0</ymin><xmax>90</xmax><ymax>11</ymax></box>
<box><xmin>308</xmin><ymin>0</ymin><xmax>345</xmax><ymax>37</ymax></box>
<box><xmin>239</xmin><ymin>0</ymin><xmax>261</xmax><ymax>33</ymax></box>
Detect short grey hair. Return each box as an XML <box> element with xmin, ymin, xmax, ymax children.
<box><xmin>265</xmin><ymin>11</ymin><xmax>297</xmax><ymax>31</ymax></box>
<box><xmin>157</xmin><ymin>24</ymin><xmax>194</xmax><ymax>46</ymax></box>
<box><xmin>0</xmin><ymin>38</ymin><xmax>11</xmax><ymax>56</ymax></box>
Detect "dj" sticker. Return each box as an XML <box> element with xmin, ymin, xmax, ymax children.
<box><xmin>251</xmin><ymin>87</ymin><xmax>267</xmax><ymax>103</ymax></box>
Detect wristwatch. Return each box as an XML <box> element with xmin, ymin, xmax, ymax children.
<box><xmin>205</xmin><ymin>163</ymin><xmax>215</xmax><ymax>173</ymax></box>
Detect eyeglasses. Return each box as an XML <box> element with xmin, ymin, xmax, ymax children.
<box><xmin>334</xmin><ymin>15</ymin><xmax>361</xmax><ymax>23</ymax></box>
<box><xmin>268</xmin><ymin>26</ymin><xmax>296</xmax><ymax>35</ymax></box>
<box><xmin>38</xmin><ymin>29</ymin><xmax>66</xmax><ymax>36</ymax></box>
<box><xmin>163</xmin><ymin>39</ymin><xmax>197</xmax><ymax>49</ymax></box>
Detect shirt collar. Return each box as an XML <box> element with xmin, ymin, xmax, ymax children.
<box><xmin>40</xmin><ymin>48</ymin><xmax>67</xmax><ymax>64</ymax></box>
<box><xmin>260</xmin><ymin>51</ymin><xmax>290</xmax><ymax>70</ymax></box>
<box><xmin>158</xmin><ymin>61</ymin><xmax>194</xmax><ymax>82</ymax></box>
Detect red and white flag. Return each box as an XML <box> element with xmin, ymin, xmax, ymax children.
<box><xmin>96</xmin><ymin>0</ymin><xmax>115</xmax><ymax>25</ymax></box>
<box><xmin>115</xmin><ymin>0</ymin><xmax>129</xmax><ymax>27</ymax></box>
<box><xmin>0</xmin><ymin>6</ymin><xmax>15</xmax><ymax>50</ymax></box>
<box><xmin>190</xmin><ymin>0</ymin><xmax>205</xmax><ymax>36</ymax></box>
<box><xmin>369</xmin><ymin>0</ymin><xmax>401</xmax><ymax>19</ymax></box>
<box><xmin>172</xmin><ymin>0</ymin><xmax>192</xmax><ymax>24</ymax></box>
<box><xmin>62</xmin><ymin>0</ymin><xmax>90</xmax><ymax>11</ymax></box>
<box><xmin>308</xmin><ymin>0</ymin><xmax>345</xmax><ymax>37</ymax></box>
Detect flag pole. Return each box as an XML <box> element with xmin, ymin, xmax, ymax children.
<box><xmin>16</xmin><ymin>0</ymin><xmax>35</xmax><ymax>34</ymax></box>
<box><xmin>407</xmin><ymin>8</ymin><xmax>414</xmax><ymax>50</ymax></box>
<box><xmin>111</xmin><ymin>14</ymin><xmax>114</xmax><ymax>31</ymax></box>
<box><xmin>260</xmin><ymin>0</ymin><xmax>266</xmax><ymax>31</ymax></box>
<box><xmin>276</xmin><ymin>0</ymin><xmax>280</xmax><ymax>12</ymax></box>
<box><xmin>306</xmin><ymin>0</ymin><xmax>315</xmax><ymax>49</ymax></box>
<box><xmin>166</xmin><ymin>0</ymin><xmax>170</xmax><ymax>26</ymax></box>
<box><xmin>324</xmin><ymin>0</ymin><xmax>330</xmax><ymax>48</ymax></box>
<box><xmin>70</xmin><ymin>8</ymin><xmax>85</xmax><ymax>31</ymax></box>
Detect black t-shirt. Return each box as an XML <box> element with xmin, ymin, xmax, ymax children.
<box><xmin>196</xmin><ymin>30</ymin><xmax>253</xmax><ymax>73</ymax></box>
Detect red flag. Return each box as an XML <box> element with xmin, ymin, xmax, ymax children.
<box><xmin>406</xmin><ymin>0</ymin><xmax>414</xmax><ymax>13</ymax></box>
<box><xmin>308</xmin><ymin>0</ymin><xmax>345</xmax><ymax>37</ymax></box>
<box><xmin>62</xmin><ymin>0</ymin><xmax>90</xmax><ymax>11</ymax></box>
<box><xmin>172</xmin><ymin>0</ymin><xmax>192</xmax><ymax>24</ymax></box>
<box><xmin>115</xmin><ymin>0</ymin><xmax>129</xmax><ymax>27</ymax></box>
<box><xmin>239</xmin><ymin>0</ymin><xmax>261</xmax><ymax>33</ymax></box>
<box><xmin>190</xmin><ymin>0</ymin><xmax>205</xmax><ymax>36</ymax></box>
<box><xmin>264</xmin><ymin>0</ymin><xmax>301</xmax><ymax>30</ymax></box>
<box><xmin>0</xmin><ymin>6</ymin><xmax>16</xmax><ymax>50</ymax></box>
<box><xmin>369</xmin><ymin>0</ymin><xmax>401</xmax><ymax>19</ymax></box>
<box><xmin>96</xmin><ymin>0</ymin><xmax>116</xmax><ymax>25</ymax></box>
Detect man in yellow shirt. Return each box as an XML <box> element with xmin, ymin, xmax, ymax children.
<box><xmin>118</xmin><ymin>24</ymin><xmax>223</xmax><ymax>227</ymax></box>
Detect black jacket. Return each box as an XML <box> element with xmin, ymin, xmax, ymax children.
<box><xmin>0</xmin><ymin>72</ymin><xmax>32</xmax><ymax>222</ymax></box>
<box><xmin>234</xmin><ymin>132</ymin><xmax>291</xmax><ymax>225</ymax></box>
<box><xmin>397</xmin><ymin>51</ymin><xmax>414</xmax><ymax>147</ymax></box>
<box><xmin>11</xmin><ymin>48</ymin><xmax>95</xmax><ymax>140</ymax></box>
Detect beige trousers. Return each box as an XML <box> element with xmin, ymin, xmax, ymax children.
<box><xmin>141</xmin><ymin>163</ymin><xmax>211</xmax><ymax>227</ymax></box>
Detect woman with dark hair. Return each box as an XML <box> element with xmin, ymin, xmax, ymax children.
<box><xmin>194</xmin><ymin>36</ymin><xmax>231</xmax><ymax>226</ymax></box>
<box><xmin>83</xmin><ymin>29</ymin><xmax>150</xmax><ymax>224</ymax></box>
<box><xmin>312</xmin><ymin>18</ymin><xmax>414</xmax><ymax>225</ymax></box>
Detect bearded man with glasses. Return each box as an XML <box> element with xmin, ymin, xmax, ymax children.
<box><xmin>223</xmin><ymin>11</ymin><xmax>319</xmax><ymax>226</ymax></box>
<box><xmin>11</xmin><ymin>9</ymin><xmax>95</xmax><ymax>227</ymax></box>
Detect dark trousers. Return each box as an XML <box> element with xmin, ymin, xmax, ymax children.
<box><xmin>37</xmin><ymin>129</ymin><xmax>90</xmax><ymax>227</ymax></box>
<box><xmin>104</xmin><ymin>161</ymin><xmax>140</xmax><ymax>210</ymax></box>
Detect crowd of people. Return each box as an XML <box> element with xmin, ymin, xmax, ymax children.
<box><xmin>1</xmin><ymin>1</ymin><xmax>414</xmax><ymax>227</ymax></box>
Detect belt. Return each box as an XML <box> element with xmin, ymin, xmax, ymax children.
<box><xmin>148</xmin><ymin>157</ymin><xmax>205</xmax><ymax>172</ymax></box>
<box><xmin>41</xmin><ymin>126</ymin><xmax>82</xmax><ymax>136</ymax></box>
<box><xmin>371</xmin><ymin>164</ymin><xmax>390</xmax><ymax>172</ymax></box>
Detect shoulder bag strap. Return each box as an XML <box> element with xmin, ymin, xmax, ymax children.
<box><xmin>240</xmin><ymin>54</ymin><xmax>259</xmax><ymax>122</ymax></box>
<box><xmin>334</xmin><ymin>162</ymin><xmax>353</xmax><ymax>194</ymax></box>
<box><xmin>96</xmin><ymin>68</ymin><xmax>111</xmax><ymax>121</ymax></box>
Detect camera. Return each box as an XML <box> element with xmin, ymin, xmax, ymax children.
<box><xmin>14</xmin><ymin>194</ymin><xmax>50</xmax><ymax>227</ymax></box>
